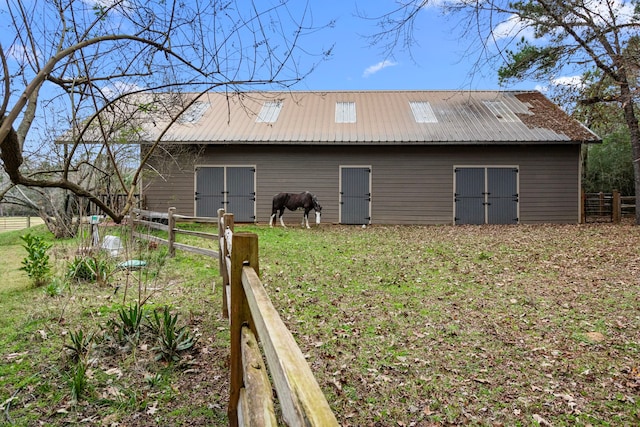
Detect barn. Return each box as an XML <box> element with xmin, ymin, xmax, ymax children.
<box><xmin>140</xmin><ymin>90</ymin><xmax>600</xmax><ymax>225</ymax></box>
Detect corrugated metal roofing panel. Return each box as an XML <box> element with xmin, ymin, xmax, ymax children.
<box><xmin>122</xmin><ymin>90</ymin><xmax>599</xmax><ymax>145</ymax></box>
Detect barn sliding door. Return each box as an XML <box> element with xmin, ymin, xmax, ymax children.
<box><xmin>226</xmin><ymin>167</ymin><xmax>255</xmax><ymax>222</ymax></box>
<box><xmin>195</xmin><ymin>166</ymin><xmax>255</xmax><ymax>222</ymax></box>
<box><xmin>195</xmin><ymin>167</ymin><xmax>224</xmax><ymax>217</ymax></box>
<box><xmin>486</xmin><ymin>168</ymin><xmax>518</xmax><ymax>224</ymax></box>
<box><xmin>455</xmin><ymin>167</ymin><xmax>518</xmax><ymax>225</ymax></box>
<box><xmin>340</xmin><ymin>166</ymin><xmax>371</xmax><ymax>225</ymax></box>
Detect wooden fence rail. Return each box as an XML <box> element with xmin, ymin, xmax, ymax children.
<box><xmin>0</xmin><ymin>216</ymin><xmax>45</xmax><ymax>232</ymax></box>
<box><xmin>131</xmin><ymin>207</ymin><xmax>219</xmax><ymax>259</ymax></box>
<box><xmin>582</xmin><ymin>191</ymin><xmax>636</xmax><ymax>223</ymax></box>
<box><xmin>217</xmin><ymin>209</ymin><xmax>338</xmax><ymax>427</ymax></box>
<box><xmin>131</xmin><ymin>207</ymin><xmax>337</xmax><ymax>425</ymax></box>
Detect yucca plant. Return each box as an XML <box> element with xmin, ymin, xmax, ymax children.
<box><xmin>67</xmin><ymin>256</ymin><xmax>112</xmax><ymax>285</ymax></box>
<box><xmin>118</xmin><ymin>302</ymin><xmax>144</xmax><ymax>337</ymax></box>
<box><xmin>68</xmin><ymin>361</ymin><xmax>88</xmax><ymax>403</ymax></box>
<box><xmin>107</xmin><ymin>302</ymin><xmax>145</xmax><ymax>343</ymax></box>
<box><xmin>64</xmin><ymin>329</ymin><xmax>94</xmax><ymax>363</ymax></box>
<box><xmin>149</xmin><ymin>306</ymin><xmax>196</xmax><ymax>362</ymax></box>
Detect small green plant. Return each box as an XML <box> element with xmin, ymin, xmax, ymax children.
<box><xmin>64</xmin><ymin>329</ymin><xmax>94</xmax><ymax>363</ymax></box>
<box><xmin>145</xmin><ymin>372</ymin><xmax>163</xmax><ymax>389</ymax></box>
<box><xmin>68</xmin><ymin>361</ymin><xmax>88</xmax><ymax>402</ymax></box>
<box><xmin>67</xmin><ymin>256</ymin><xmax>112</xmax><ymax>284</ymax></box>
<box><xmin>118</xmin><ymin>302</ymin><xmax>144</xmax><ymax>339</ymax></box>
<box><xmin>44</xmin><ymin>277</ymin><xmax>66</xmax><ymax>297</ymax></box>
<box><xmin>106</xmin><ymin>302</ymin><xmax>145</xmax><ymax>344</ymax></box>
<box><xmin>19</xmin><ymin>233</ymin><xmax>52</xmax><ymax>287</ymax></box>
<box><xmin>149</xmin><ymin>306</ymin><xmax>196</xmax><ymax>363</ymax></box>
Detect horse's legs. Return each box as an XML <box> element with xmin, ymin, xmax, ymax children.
<box><xmin>303</xmin><ymin>210</ymin><xmax>310</xmax><ymax>229</ymax></box>
<box><xmin>269</xmin><ymin>213</ymin><xmax>276</xmax><ymax>227</ymax></box>
<box><xmin>279</xmin><ymin>208</ymin><xmax>287</xmax><ymax>228</ymax></box>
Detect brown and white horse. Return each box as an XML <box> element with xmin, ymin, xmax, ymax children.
<box><xmin>269</xmin><ymin>192</ymin><xmax>322</xmax><ymax>228</ymax></box>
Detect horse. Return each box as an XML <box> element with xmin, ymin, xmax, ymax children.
<box><xmin>269</xmin><ymin>192</ymin><xmax>322</xmax><ymax>228</ymax></box>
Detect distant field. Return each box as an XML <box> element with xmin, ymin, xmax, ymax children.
<box><xmin>0</xmin><ymin>216</ymin><xmax>45</xmax><ymax>233</ymax></box>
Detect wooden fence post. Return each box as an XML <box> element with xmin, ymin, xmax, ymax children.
<box><xmin>168</xmin><ymin>207</ymin><xmax>176</xmax><ymax>257</ymax></box>
<box><xmin>612</xmin><ymin>190</ymin><xmax>621</xmax><ymax>224</ymax></box>
<box><xmin>228</xmin><ymin>232</ymin><xmax>259</xmax><ymax>427</ymax></box>
<box><xmin>217</xmin><ymin>208</ymin><xmax>225</xmax><ymax>278</ymax></box>
<box><xmin>598</xmin><ymin>191</ymin><xmax>604</xmax><ymax>216</ymax></box>
<box><xmin>221</xmin><ymin>213</ymin><xmax>234</xmax><ymax>319</ymax></box>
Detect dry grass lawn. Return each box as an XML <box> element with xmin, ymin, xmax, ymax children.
<box><xmin>0</xmin><ymin>223</ymin><xmax>639</xmax><ymax>426</ymax></box>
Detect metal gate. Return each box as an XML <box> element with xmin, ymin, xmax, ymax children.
<box><xmin>340</xmin><ymin>167</ymin><xmax>371</xmax><ymax>225</ymax></box>
<box><xmin>195</xmin><ymin>166</ymin><xmax>255</xmax><ymax>222</ymax></box>
<box><xmin>455</xmin><ymin>167</ymin><xmax>518</xmax><ymax>224</ymax></box>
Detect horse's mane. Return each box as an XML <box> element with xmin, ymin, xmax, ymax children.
<box><xmin>311</xmin><ymin>194</ymin><xmax>321</xmax><ymax>210</ymax></box>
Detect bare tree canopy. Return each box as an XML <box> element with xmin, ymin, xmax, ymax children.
<box><xmin>366</xmin><ymin>0</ymin><xmax>640</xmax><ymax>222</ymax></box>
<box><xmin>0</xmin><ymin>0</ymin><xmax>329</xmax><ymax>232</ymax></box>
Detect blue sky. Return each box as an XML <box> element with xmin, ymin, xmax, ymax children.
<box><xmin>293</xmin><ymin>0</ymin><xmax>538</xmax><ymax>92</ymax></box>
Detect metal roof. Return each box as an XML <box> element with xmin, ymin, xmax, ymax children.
<box><xmin>118</xmin><ymin>90</ymin><xmax>602</xmax><ymax>145</ymax></box>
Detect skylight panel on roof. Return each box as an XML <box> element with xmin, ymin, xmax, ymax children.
<box><xmin>256</xmin><ymin>100</ymin><xmax>283</xmax><ymax>123</ymax></box>
<box><xmin>177</xmin><ymin>101</ymin><xmax>210</xmax><ymax>123</ymax></box>
<box><xmin>409</xmin><ymin>101</ymin><xmax>438</xmax><ymax>123</ymax></box>
<box><xmin>483</xmin><ymin>100</ymin><xmax>520</xmax><ymax>122</ymax></box>
<box><xmin>335</xmin><ymin>101</ymin><xmax>356</xmax><ymax>123</ymax></box>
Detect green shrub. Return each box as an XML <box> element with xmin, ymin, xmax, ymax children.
<box><xmin>20</xmin><ymin>233</ymin><xmax>52</xmax><ymax>287</ymax></box>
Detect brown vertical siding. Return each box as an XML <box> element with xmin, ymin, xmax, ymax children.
<box><xmin>143</xmin><ymin>144</ymin><xmax>580</xmax><ymax>225</ymax></box>
<box><xmin>142</xmin><ymin>148</ymin><xmax>198</xmax><ymax>214</ymax></box>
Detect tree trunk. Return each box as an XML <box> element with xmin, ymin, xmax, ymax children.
<box><xmin>620</xmin><ymin>84</ymin><xmax>640</xmax><ymax>224</ymax></box>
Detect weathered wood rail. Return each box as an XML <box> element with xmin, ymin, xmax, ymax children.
<box><xmin>130</xmin><ymin>208</ymin><xmax>219</xmax><ymax>258</ymax></box>
<box><xmin>0</xmin><ymin>216</ymin><xmax>45</xmax><ymax>232</ymax></box>
<box><xmin>130</xmin><ymin>207</ymin><xmax>337</xmax><ymax>425</ymax></box>
<box><xmin>582</xmin><ymin>191</ymin><xmax>635</xmax><ymax>223</ymax></box>
<box><xmin>217</xmin><ymin>209</ymin><xmax>338</xmax><ymax>427</ymax></box>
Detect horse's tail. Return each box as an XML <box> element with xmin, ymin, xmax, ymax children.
<box><xmin>272</xmin><ymin>193</ymin><xmax>287</xmax><ymax>214</ymax></box>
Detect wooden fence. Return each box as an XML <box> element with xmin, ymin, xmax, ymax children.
<box><xmin>0</xmin><ymin>216</ymin><xmax>45</xmax><ymax>232</ymax></box>
<box><xmin>131</xmin><ymin>207</ymin><xmax>338</xmax><ymax>425</ymax></box>
<box><xmin>217</xmin><ymin>209</ymin><xmax>339</xmax><ymax>427</ymax></box>
<box><xmin>582</xmin><ymin>191</ymin><xmax>635</xmax><ymax>223</ymax></box>
<box><xmin>130</xmin><ymin>208</ymin><xmax>219</xmax><ymax>258</ymax></box>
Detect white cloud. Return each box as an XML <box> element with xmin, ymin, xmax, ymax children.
<box><xmin>582</xmin><ymin>0</ymin><xmax>635</xmax><ymax>26</ymax></box>
<box><xmin>6</xmin><ymin>44</ymin><xmax>40</xmax><ymax>66</ymax></box>
<box><xmin>492</xmin><ymin>14</ymin><xmax>536</xmax><ymax>41</ymax></box>
<box><xmin>536</xmin><ymin>75</ymin><xmax>585</xmax><ymax>93</ymax></box>
<box><xmin>362</xmin><ymin>60</ymin><xmax>398</xmax><ymax>78</ymax></box>
<box><xmin>102</xmin><ymin>81</ymin><xmax>145</xmax><ymax>99</ymax></box>
<box><xmin>494</xmin><ymin>0</ymin><xmax>637</xmax><ymax>42</ymax></box>
<box><xmin>551</xmin><ymin>75</ymin><xmax>585</xmax><ymax>88</ymax></box>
